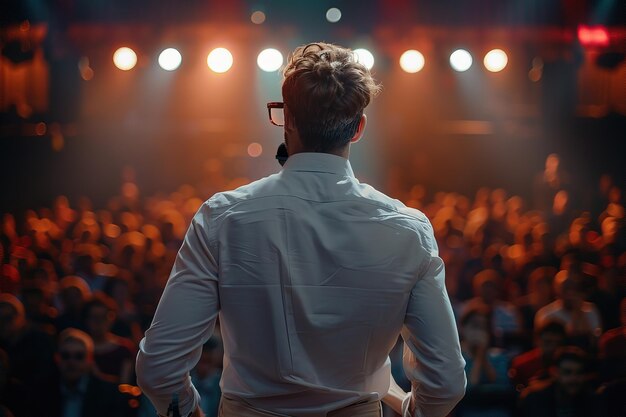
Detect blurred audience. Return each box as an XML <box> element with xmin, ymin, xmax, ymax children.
<box><xmin>0</xmin><ymin>159</ymin><xmax>623</xmax><ymax>417</ymax></box>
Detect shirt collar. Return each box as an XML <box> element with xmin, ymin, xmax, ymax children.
<box><xmin>282</xmin><ymin>152</ymin><xmax>355</xmax><ymax>178</ymax></box>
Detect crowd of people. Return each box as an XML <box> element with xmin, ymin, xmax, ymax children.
<box><xmin>0</xmin><ymin>155</ymin><xmax>624</xmax><ymax>417</ymax></box>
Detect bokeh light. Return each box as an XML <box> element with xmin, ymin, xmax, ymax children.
<box><xmin>207</xmin><ymin>48</ymin><xmax>233</xmax><ymax>73</ymax></box>
<box><xmin>483</xmin><ymin>49</ymin><xmax>508</xmax><ymax>72</ymax></box>
<box><xmin>158</xmin><ymin>48</ymin><xmax>182</xmax><ymax>71</ymax></box>
<box><xmin>247</xmin><ymin>143</ymin><xmax>263</xmax><ymax>158</ymax></box>
<box><xmin>113</xmin><ymin>47</ymin><xmax>137</xmax><ymax>71</ymax></box>
<box><xmin>399</xmin><ymin>50</ymin><xmax>425</xmax><ymax>73</ymax></box>
<box><xmin>449</xmin><ymin>49</ymin><xmax>472</xmax><ymax>72</ymax></box>
<box><xmin>251</xmin><ymin>10</ymin><xmax>266</xmax><ymax>24</ymax></box>
<box><xmin>326</xmin><ymin>8</ymin><xmax>342</xmax><ymax>23</ymax></box>
<box><xmin>257</xmin><ymin>48</ymin><xmax>283</xmax><ymax>72</ymax></box>
<box><xmin>353</xmin><ymin>48</ymin><xmax>375</xmax><ymax>70</ymax></box>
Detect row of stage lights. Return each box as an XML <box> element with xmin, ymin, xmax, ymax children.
<box><xmin>111</xmin><ymin>46</ymin><xmax>510</xmax><ymax>74</ymax></box>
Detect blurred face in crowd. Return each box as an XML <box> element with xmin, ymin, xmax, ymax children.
<box><xmin>461</xmin><ymin>312</ymin><xmax>491</xmax><ymax>350</ymax></box>
<box><xmin>57</xmin><ymin>339</ymin><xmax>92</xmax><ymax>384</ymax></box>
<box><xmin>62</xmin><ymin>287</ymin><xmax>86</xmax><ymax>312</ymax></box>
<box><xmin>538</xmin><ymin>331</ymin><xmax>564</xmax><ymax>358</ymax></box>
<box><xmin>85</xmin><ymin>305</ymin><xmax>113</xmax><ymax>339</ymax></box>
<box><xmin>556</xmin><ymin>359</ymin><xmax>586</xmax><ymax>397</ymax></box>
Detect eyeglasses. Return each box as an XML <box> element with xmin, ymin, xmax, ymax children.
<box><xmin>267</xmin><ymin>102</ymin><xmax>284</xmax><ymax>126</ymax></box>
<box><xmin>59</xmin><ymin>351</ymin><xmax>87</xmax><ymax>361</ymax></box>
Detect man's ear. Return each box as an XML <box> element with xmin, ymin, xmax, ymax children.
<box><xmin>350</xmin><ymin>114</ymin><xmax>367</xmax><ymax>144</ymax></box>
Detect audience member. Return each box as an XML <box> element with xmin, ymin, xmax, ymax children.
<box><xmin>45</xmin><ymin>328</ymin><xmax>131</xmax><ymax>417</ymax></box>
<box><xmin>508</xmin><ymin>321</ymin><xmax>566</xmax><ymax>391</ymax></box>
<box><xmin>518</xmin><ymin>347</ymin><xmax>598</xmax><ymax>417</ymax></box>
<box><xmin>82</xmin><ymin>293</ymin><xmax>135</xmax><ymax>383</ymax></box>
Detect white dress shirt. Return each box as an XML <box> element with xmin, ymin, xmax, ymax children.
<box><xmin>136</xmin><ymin>152</ymin><xmax>466</xmax><ymax>417</ymax></box>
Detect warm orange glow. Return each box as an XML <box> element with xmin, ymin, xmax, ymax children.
<box><xmin>251</xmin><ymin>11</ymin><xmax>266</xmax><ymax>24</ymax></box>
<box><xmin>35</xmin><ymin>122</ymin><xmax>46</xmax><ymax>136</ymax></box>
<box><xmin>247</xmin><ymin>143</ymin><xmax>263</xmax><ymax>158</ymax></box>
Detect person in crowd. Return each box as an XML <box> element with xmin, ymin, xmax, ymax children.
<box><xmin>55</xmin><ymin>276</ymin><xmax>92</xmax><ymax>332</ymax></box>
<box><xmin>518</xmin><ymin>346</ymin><xmax>598</xmax><ymax>417</ymax></box>
<box><xmin>82</xmin><ymin>293</ymin><xmax>135</xmax><ymax>383</ymax></box>
<box><xmin>46</xmin><ymin>328</ymin><xmax>131</xmax><ymax>417</ymax></box>
<box><xmin>463</xmin><ymin>269</ymin><xmax>524</xmax><ymax>351</ymax></box>
<box><xmin>455</xmin><ymin>305</ymin><xmax>514</xmax><ymax>417</ymax></box>
<box><xmin>0</xmin><ymin>294</ymin><xmax>55</xmax><ymax>397</ymax></box>
<box><xmin>534</xmin><ymin>270</ymin><xmax>602</xmax><ymax>350</ymax></box>
<box><xmin>508</xmin><ymin>321</ymin><xmax>566</xmax><ymax>391</ymax></box>
<box><xmin>516</xmin><ymin>267</ymin><xmax>557</xmax><ymax>336</ymax></box>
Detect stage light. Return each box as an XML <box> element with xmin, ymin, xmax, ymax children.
<box><xmin>113</xmin><ymin>47</ymin><xmax>137</xmax><ymax>71</ymax></box>
<box><xmin>483</xmin><ymin>49</ymin><xmax>508</xmax><ymax>72</ymax></box>
<box><xmin>247</xmin><ymin>143</ymin><xmax>263</xmax><ymax>157</ymax></box>
<box><xmin>207</xmin><ymin>48</ymin><xmax>233</xmax><ymax>73</ymax></box>
<box><xmin>158</xmin><ymin>48</ymin><xmax>182</xmax><ymax>71</ymax></box>
<box><xmin>326</xmin><ymin>8</ymin><xmax>342</xmax><ymax>23</ymax></box>
<box><xmin>450</xmin><ymin>49</ymin><xmax>472</xmax><ymax>72</ymax></box>
<box><xmin>257</xmin><ymin>48</ymin><xmax>283</xmax><ymax>72</ymax></box>
<box><xmin>251</xmin><ymin>10</ymin><xmax>266</xmax><ymax>24</ymax></box>
<box><xmin>578</xmin><ymin>25</ymin><xmax>609</xmax><ymax>47</ymax></box>
<box><xmin>399</xmin><ymin>50</ymin><xmax>425</xmax><ymax>73</ymax></box>
<box><xmin>353</xmin><ymin>48</ymin><xmax>374</xmax><ymax>70</ymax></box>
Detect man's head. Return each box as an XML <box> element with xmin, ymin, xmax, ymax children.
<box><xmin>472</xmin><ymin>269</ymin><xmax>501</xmax><ymax>305</ymax></box>
<box><xmin>554</xmin><ymin>270</ymin><xmax>584</xmax><ymax>310</ymax></box>
<box><xmin>281</xmin><ymin>42</ymin><xmax>381</xmax><ymax>155</ymax></box>
<box><xmin>552</xmin><ymin>346</ymin><xmax>588</xmax><ymax>397</ymax></box>
<box><xmin>83</xmin><ymin>292</ymin><xmax>117</xmax><ymax>340</ymax></box>
<box><xmin>56</xmin><ymin>328</ymin><xmax>94</xmax><ymax>384</ymax></box>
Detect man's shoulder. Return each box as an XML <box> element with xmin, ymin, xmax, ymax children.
<box><xmin>205</xmin><ymin>173</ymin><xmax>281</xmax><ymax>209</ymax></box>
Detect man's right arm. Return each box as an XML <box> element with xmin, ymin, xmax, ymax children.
<box><xmin>401</xmin><ymin>253</ymin><xmax>466</xmax><ymax>417</ymax></box>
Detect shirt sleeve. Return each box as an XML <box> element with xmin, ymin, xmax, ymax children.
<box><xmin>136</xmin><ymin>204</ymin><xmax>220</xmax><ymax>417</ymax></box>
<box><xmin>400</xmin><ymin>225</ymin><xmax>467</xmax><ymax>417</ymax></box>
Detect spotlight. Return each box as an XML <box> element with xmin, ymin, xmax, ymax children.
<box><xmin>257</xmin><ymin>48</ymin><xmax>283</xmax><ymax>72</ymax></box>
<box><xmin>483</xmin><ymin>49</ymin><xmax>508</xmax><ymax>72</ymax></box>
<box><xmin>158</xmin><ymin>48</ymin><xmax>182</xmax><ymax>71</ymax></box>
<box><xmin>450</xmin><ymin>49</ymin><xmax>472</xmax><ymax>72</ymax></box>
<box><xmin>399</xmin><ymin>50</ymin><xmax>425</xmax><ymax>73</ymax></box>
<box><xmin>326</xmin><ymin>8</ymin><xmax>342</xmax><ymax>23</ymax></box>
<box><xmin>207</xmin><ymin>48</ymin><xmax>233</xmax><ymax>73</ymax></box>
<box><xmin>353</xmin><ymin>48</ymin><xmax>374</xmax><ymax>70</ymax></box>
<box><xmin>113</xmin><ymin>47</ymin><xmax>137</xmax><ymax>71</ymax></box>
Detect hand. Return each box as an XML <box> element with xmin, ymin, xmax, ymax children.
<box><xmin>382</xmin><ymin>375</ymin><xmax>408</xmax><ymax>415</ymax></box>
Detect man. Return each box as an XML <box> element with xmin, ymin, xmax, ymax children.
<box><xmin>509</xmin><ymin>321</ymin><xmax>566</xmax><ymax>391</ymax></box>
<box><xmin>47</xmin><ymin>328</ymin><xmax>130</xmax><ymax>417</ymax></box>
<box><xmin>518</xmin><ymin>347</ymin><xmax>598</xmax><ymax>417</ymax></box>
<box><xmin>534</xmin><ymin>270</ymin><xmax>602</xmax><ymax>349</ymax></box>
<box><xmin>136</xmin><ymin>42</ymin><xmax>466</xmax><ymax>417</ymax></box>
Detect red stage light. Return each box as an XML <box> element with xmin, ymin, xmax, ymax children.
<box><xmin>578</xmin><ymin>25</ymin><xmax>609</xmax><ymax>47</ymax></box>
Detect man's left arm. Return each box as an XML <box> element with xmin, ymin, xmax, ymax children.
<box><xmin>136</xmin><ymin>205</ymin><xmax>219</xmax><ymax>417</ymax></box>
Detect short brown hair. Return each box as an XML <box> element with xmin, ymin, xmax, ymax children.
<box><xmin>282</xmin><ymin>42</ymin><xmax>381</xmax><ymax>152</ymax></box>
